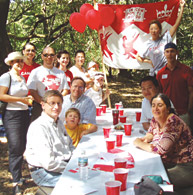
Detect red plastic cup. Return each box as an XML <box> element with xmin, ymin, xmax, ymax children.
<box><xmin>119</xmin><ymin>109</ymin><xmax>124</xmax><ymax>116</ymax></box>
<box><xmin>113</xmin><ymin>168</ymin><xmax>129</xmax><ymax>191</ymax></box>
<box><xmin>114</xmin><ymin>158</ymin><xmax>127</xmax><ymax>168</ymax></box>
<box><xmin>116</xmin><ymin>133</ymin><xmax>123</xmax><ymax>147</ymax></box>
<box><xmin>136</xmin><ymin>112</ymin><xmax>141</xmax><ymax>122</ymax></box>
<box><xmin>112</xmin><ymin>110</ymin><xmax>119</xmax><ymax>125</ymax></box>
<box><xmin>115</xmin><ymin>103</ymin><xmax>122</xmax><ymax>110</ymax></box>
<box><xmin>119</xmin><ymin>116</ymin><xmax>126</xmax><ymax>123</ymax></box>
<box><xmin>103</xmin><ymin>127</ymin><xmax>111</xmax><ymax>138</ymax></box>
<box><xmin>124</xmin><ymin>123</ymin><xmax>132</xmax><ymax>136</ymax></box>
<box><xmin>105</xmin><ymin>180</ymin><xmax>122</xmax><ymax>195</ymax></box>
<box><xmin>106</xmin><ymin>138</ymin><xmax>116</xmax><ymax>152</ymax></box>
<box><xmin>96</xmin><ymin>107</ymin><xmax>102</xmax><ymax>116</ymax></box>
<box><xmin>101</xmin><ymin>104</ymin><xmax>107</xmax><ymax>113</ymax></box>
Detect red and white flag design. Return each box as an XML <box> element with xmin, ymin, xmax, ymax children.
<box><xmin>97</xmin><ymin>0</ymin><xmax>179</xmax><ymax>69</ymax></box>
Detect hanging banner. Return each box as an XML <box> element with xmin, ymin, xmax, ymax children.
<box><xmin>97</xmin><ymin>0</ymin><xmax>179</xmax><ymax>69</ymax></box>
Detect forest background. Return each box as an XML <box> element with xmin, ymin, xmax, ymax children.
<box><xmin>0</xmin><ymin>0</ymin><xmax>192</xmax><ymax>194</ymax></box>
<box><xmin>0</xmin><ymin>0</ymin><xmax>192</xmax><ymax>77</ymax></box>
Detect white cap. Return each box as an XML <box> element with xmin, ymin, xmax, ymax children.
<box><xmin>4</xmin><ymin>52</ymin><xmax>25</xmax><ymax>66</ymax></box>
<box><xmin>87</xmin><ymin>61</ymin><xmax>96</xmax><ymax>69</ymax></box>
<box><xmin>94</xmin><ymin>72</ymin><xmax>104</xmax><ymax>80</ymax></box>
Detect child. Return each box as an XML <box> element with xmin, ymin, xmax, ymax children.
<box><xmin>87</xmin><ymin>61</ymin><xmax>99</xmax><ymax>80</ymax></box>
<box><xmin>65</xmin><ymin>108</ymin><xmax>97</xmax><ymax>147</ymax></box>
<box><xmin>84</xmin><ymin>73</ymin><xmax>110</xmax><ymax>107</ymax></box>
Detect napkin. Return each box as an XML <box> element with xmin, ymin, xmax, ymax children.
<box><xmin>68</xmin><ymin>169</ymin><xmax>78</xmax><ymax>173</ymax></box>
<box><xmin>108</xmin><ymin>148</ymin><xmax>124</xmax><ymax>153</ymax></box>
<box><xmin>93</xmin><ymin>151</ymin><xmax>135</xmax><ymax>172</ymax></box>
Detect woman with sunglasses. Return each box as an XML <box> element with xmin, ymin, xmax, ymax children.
<box><xmin>20</xmin><ymin>42</ymin><xmax>40</xmax><ymax>82</ymax></box>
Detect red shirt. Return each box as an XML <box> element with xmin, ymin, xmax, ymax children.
<box><xmin>20</xmin><ymin>62</ymin><xmax>40</xmax><ymax>82</ymax></box>
<box><xmin>65</xmin><ymin>69</ymin><xmax>73</xmax><ymax>87</ymax></box>
<box><xmin>156</xmin><ymin>62</ymin><xmax>193</xmax><ymax>115</ymax></box>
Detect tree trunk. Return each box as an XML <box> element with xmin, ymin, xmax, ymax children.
<box><xmin>0</xmin><ymin>0</ymin><xmax>12</xmax><ymax>76</ymax></box>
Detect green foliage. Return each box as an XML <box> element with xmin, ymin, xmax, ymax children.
<box><xmin>176</xmin><ymin>0</ymin><xmax>193</xmax><ymax>66</ymax></box>
<box><xmin>6</xmin><ymin>0</ymin><xmax>193</xmax><ymax>69</ymax></box>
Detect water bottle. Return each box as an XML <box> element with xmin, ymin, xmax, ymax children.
<box><xmin>119</xmin><ymin>101</ymin><xmax>123</xmax><ymax>109</ymax></box>
<box><xmin>78</xmin><ymin>150</ymin><xmax>88</xmax><ymax>180</ymax></box>
<box><xmin>0</xmin><ymin>114</ymin><xmax>3</xmax><ymax>126</ymax></box>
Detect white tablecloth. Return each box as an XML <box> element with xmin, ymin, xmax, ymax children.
<box><xmin>51</xmin><ymin>108</ymin><xmax>172</xmax><ymax>195</ymax></box>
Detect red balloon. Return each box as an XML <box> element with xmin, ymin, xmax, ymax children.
<box><xmin>70</xmin><ymin>13</ymin><xmax>86</xmax><ymax>33</ymax></box>
<box><xmin>80</xmin><ymin>3</ymin><xmax>94</xmax><ymax>16</ymax></box>
<box><xmin>99</xmin><ymin>7</ymin><xmax>115</xmax><ymax>27</ymax></box>
<box><xmin>85</xmin><ymin>9</ymin><xmax>101</xmax><ymax>30</ymax></box>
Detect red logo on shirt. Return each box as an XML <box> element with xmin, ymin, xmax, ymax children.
<box><xmin>42</xmin><ymin>75</ymin><xmax>61</xmax><ymax>91</ymax></box>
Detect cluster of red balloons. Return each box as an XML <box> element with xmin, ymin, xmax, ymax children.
<box><xmin>70</xmin><ymin>3</ymin><xmax>115</xmax><ymax>33</ymax></box>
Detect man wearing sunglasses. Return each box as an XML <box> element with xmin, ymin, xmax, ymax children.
<box><xmin>27</xmin><ymin>47</ymin><xmax>69</xmax><ymax>122</ymax></box>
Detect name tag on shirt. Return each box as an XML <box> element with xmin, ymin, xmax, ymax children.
<box><xmin>162</xmin><ymin>74</ymin><xmax>168</xmax><ymax>79</ymax></box>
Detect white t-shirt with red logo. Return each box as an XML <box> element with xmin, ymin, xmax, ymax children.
<box><xmin>27</xmin><ymin>66</ymin><xmax>69</xmax><ymax>97</ymax></box>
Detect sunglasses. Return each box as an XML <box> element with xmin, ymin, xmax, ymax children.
<box><xmin>43</xmin><ymin>54</ymin><xmax>55</xmax><ymax>58</ymax></box>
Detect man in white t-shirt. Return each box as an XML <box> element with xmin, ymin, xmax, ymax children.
<box><xmin>140</xmin><ymin>76</ymin><xmax>175</xmax><ymax>130</ymax></box>
<box><xmin>140</xmin><ymin>76</ymin><xmax>159</xmax><ymax>130</ymax></box>
<box><xmin>27</xmin><ymin>47</ymin><xmax>69</xmax><ymax>121</ymax></box>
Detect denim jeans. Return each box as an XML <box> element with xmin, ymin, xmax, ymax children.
<box><xmin>31</xmin><ymin>168</ymin><xmax>62</xmax><ymax>187</ymax></box>
<box><xmin>30</xmin><ymin>101</ymin><xmax>42</xmax><ymax>123</ymax></box>
<box><xmin>3</xmin><ymin>110</ymin><xmax>30</xmax><ymax>182</ymax></box>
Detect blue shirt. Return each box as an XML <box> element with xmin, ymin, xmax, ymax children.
<box><xmin>60</xmin><ymin>94</ymin><xmax>96</xmax><ymax>125</ymax></box>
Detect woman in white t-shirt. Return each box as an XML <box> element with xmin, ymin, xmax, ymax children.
<box><xmin>136</xmin><ymin>0</ymin><xmax>185</xmax><ymax>76</ymax></box>
<box><xmin>55</xmin><ymin>50</ymin><xmax>73</xmax><ymax>88</ymax></box>
<box><xmin>0</xmin><ymin>52</ymin><xmax>33</xmax><ymax>194</ymax></box>
<box><xmin>70</xmin><ymin>50</ymin><xmax>93</xmax><ymax>88</ymax></box>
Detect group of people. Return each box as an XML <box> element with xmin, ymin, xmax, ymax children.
<box><xmin>0</xmin><ymin>44</ymin><xmax>109</xmax><ymax>194</ymax></box>
<box><xmin>136</xmin><ymin>42</ymin><xmax>193</xmax><ymax>194</ymax></box>
<box><xmin>134</xmin><ymin>2</ymin><xmax>193</xmax><ymax>193</ymax></box>
<box><xmin>0</xmin><ymin>0</ymin><xmax>193</xmax><ymax>193</ymax></box>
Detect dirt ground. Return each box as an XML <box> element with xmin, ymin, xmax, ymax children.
<box><xmin>0</xmin><ymin>74</ymin><xmax>143</xmax><ymax>195</ymax></box>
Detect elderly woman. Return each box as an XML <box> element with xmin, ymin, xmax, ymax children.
<box><xmin>0</xmin><ymin>52</ymin><xmax>33</xmax><ymax>194</ymax></box>
<box><xmin>133</xmin><ymin>93</ymin><xmax>193</xmax><ymax>192</ymax></box>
